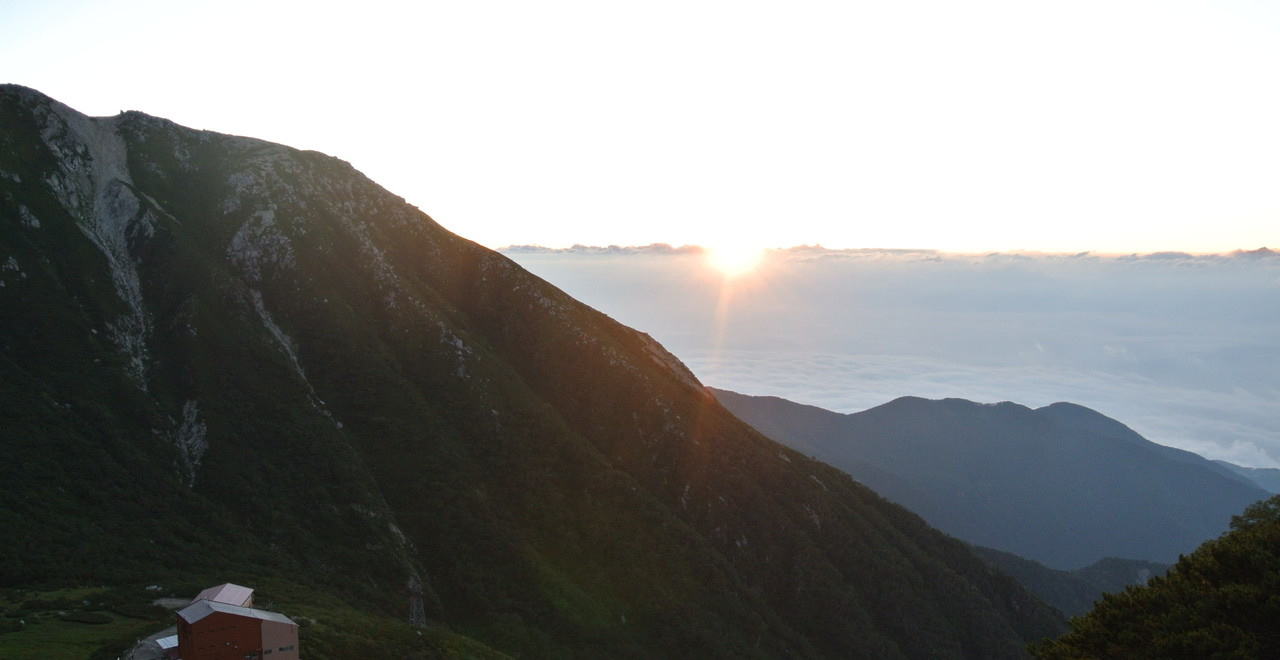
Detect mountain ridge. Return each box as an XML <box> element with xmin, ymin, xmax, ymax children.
<box><xmin>971</xmin><ymin>546</ymin><xmax>1168</xmax><ymax>618</ymax></box>
<box><xmin>711</xmin><ymin>388</ymin><xmax>1269</xmax><ymax>570</ymax></box>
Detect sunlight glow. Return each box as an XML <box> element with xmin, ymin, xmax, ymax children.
<box><xmin>704</xmin><ymin>244</ymin><xmax>765</xmax><ymax>278</ymax></box>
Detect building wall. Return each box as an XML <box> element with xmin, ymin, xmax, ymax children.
<box><xmin>178</xmin><ymin>611</ymin><xmax>265</xmax><ymax>660</ymax></box>
<box><xmin>260</xmin><ymin>619</ymin><xmax>300</xmax><ymax>660</ymax></box>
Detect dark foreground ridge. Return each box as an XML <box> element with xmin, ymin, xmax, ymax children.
<box><xmin>0</xmin><ymin>84</ymin><xmax>1063</xmax><ymax>658</ymax></box>
<box><xmin>1033</xmin><ymin>495</ymin><xmax>1280</xmax><ymax>658</ymax></box>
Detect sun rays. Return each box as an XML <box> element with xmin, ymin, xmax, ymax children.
<box><xmin>703</xmin><ymin>243</ymin><xmax>765</xmax><ymax>279</ymax></box>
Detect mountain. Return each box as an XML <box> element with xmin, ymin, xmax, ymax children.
<box><xmin>710</xmin><ymin>389</ymin><xmax>1270</xmax><ymax>570</ymax></box>
<box><xmin>0</xmin><ymin>85</ymin><xmax>1065</xmax><ymax>659</ymax></box>
<box><xmin>971</xmin><ymin>547</ymin><xmax>1167</xmax><ymax>618</ymax></box>
<box><xmin>1214</xmin><ymin>460</ymin><xmax>1280</xmax><ymax>493</ymax></box>
<box><xmin>1033</xmin><ymin>495</ymin><xmax>1280</xmax><ymax>659</ymax></box>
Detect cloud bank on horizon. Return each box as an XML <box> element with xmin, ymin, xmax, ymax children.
<box><xmin>505</xmin><ymin>246</ymin><xmax>1280</xmax><ymax>468</ymax></box>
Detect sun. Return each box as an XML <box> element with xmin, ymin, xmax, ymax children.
<box><xmin>704</xmin><ymin>243</ymin><xmax>765</xmax><ymax>278</ymax></box>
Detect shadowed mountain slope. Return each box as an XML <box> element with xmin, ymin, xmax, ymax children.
<box><xmin>1214</xmin><ymin>460</ymin><xmax>1280</xmax><ymax>493</ymax></box>
<box><xmin>711</xmin><ymin>389</ymin><xmax>1268</xmax><ymax>570</ymax></box>
<box><xmin>0</xmin><ymin>85</ymin><xmax>1064</xmax><ymax>659</ymax></box>
<box><xmin>972</xmin><ymin>547</ymin><xmax>1167</xmax><ymax>618</ymax></box>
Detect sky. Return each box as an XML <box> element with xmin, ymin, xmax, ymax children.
<box><xmin>3</xmin><ymin>0</ymin><xmax>1280</xmax><ymax>254</ymax></box>
<box><xmin>507</xmin><ymin>246</ymin><xmax>1280</xmax><ymax>469</ymax></box>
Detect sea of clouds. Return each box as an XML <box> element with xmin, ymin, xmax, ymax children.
<box><xmin>504</xmin><ymin>246</ymin><xmax>1280</xmax><ymax>468</ymax></box>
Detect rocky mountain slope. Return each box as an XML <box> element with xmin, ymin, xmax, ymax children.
<box><xmin>0</xmin><ymin>85</ymin><xmax>1064</xmax><ymax>658</ymax></box>
<box><xmin>711</xmin><ymin>389</ymin><xmax>1268</xmax><ymax>570</ymax></box>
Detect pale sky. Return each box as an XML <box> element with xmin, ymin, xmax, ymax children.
<box><xmin>4</xmin><ymin>0</ymin><xmax>1280</xmax><ymax>253</ymax></box>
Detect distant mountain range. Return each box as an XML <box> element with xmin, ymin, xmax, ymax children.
<box><xmin>0</xmin><ymin>85</ymin><xmax>1065</xmax><ymax>658</ymax></box>
<box><xmin>1214</xmin><ymin>460</ymin><xmax>1280</xmax><ymax>493</ymax></box>
<box><xmin>711</xmin><ymin>389</ymin><xmax>1270</xmax><ymax>570</ymax></box>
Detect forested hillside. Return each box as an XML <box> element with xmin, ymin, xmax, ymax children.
<box><xmin>1034</xmin><ymin>495</ymin><xmax>1280</xmax><ymax>659</ymax></box>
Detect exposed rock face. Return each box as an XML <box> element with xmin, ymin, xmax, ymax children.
<box><xmin>36</xmin><ymin>98</ymin><xmax>155</xmax><ymax>386</ymax></box>
<box><xmin>0</xmin><ymin>85</ymin><xmax>1064</xmax><ymax>658</ymax></box>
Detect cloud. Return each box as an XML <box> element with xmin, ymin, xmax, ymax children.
<box><xmin>501</xmin><ymin>243</ymin><xmax>703</xmax><ymax>255</ymax></box>
<box><xmin>505</xmin><ymin>247</ymin><xmax>1280</xmax><ymax>467</ymax></box>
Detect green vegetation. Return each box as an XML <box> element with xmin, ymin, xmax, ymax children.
<box><xmin>0</xmin><ymin>587</ymin><xmax>167</xmax><ymax>660</ymax></box>
<box><xmin>0</xmin><ymin>581</ymin><xmax>511</xmax><ymax>660</ymax></box>
<box><xmin>201</xmin><ymin>577</ymin><xmax>512</xmax><ymax>660</ymax></box>
<box><xmin>1033</xmin><ymin>494</ymin><xmax>1280</xmax><ymax>659</ymax></box>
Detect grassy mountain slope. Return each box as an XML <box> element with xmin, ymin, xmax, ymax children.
<box><xmin>711</xmin><ymin>389</ymin><xmax>1268</xmax><ymax>570</ymax></box>
<box><xmin>1</xmin><ymin>84</ymin><xmax>1063</xmax><ymax>658</ymax></box>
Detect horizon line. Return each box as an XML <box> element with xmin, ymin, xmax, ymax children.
<box><xmin>498</xmin><ymin>243</ymin><xmax>1277</xmax><ymax>258</ymax></box>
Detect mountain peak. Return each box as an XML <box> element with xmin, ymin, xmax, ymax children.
<box><xmin>876</xmin><ymin>395</ymin><xmax>1034</xmax><ymax>416</ymax></box>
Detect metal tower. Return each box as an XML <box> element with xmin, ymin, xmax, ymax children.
<box><xmin>408</xmin><ymin>576</ymin><xmax>427</xmax><ymax>628</ymax></box>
